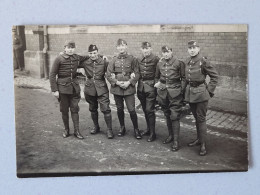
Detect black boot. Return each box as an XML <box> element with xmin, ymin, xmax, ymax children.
<box><xmin>90</xmin><ymin>112</ymin><xmax>100</xmax><ymax>134</ymax></box>
<box><xmin>147</xmin><ymin>112</ymin><xmax>156</xmax><ymax>142</ymax></box>
<box><xmin>104</xmin><ymin>113</ymin><xmax>114</xmax><ymax>139</ymax></box>
<box><xmin>163</xmin><ymin>116</ymin><xmax>173</xmax><ymax>144</ymax></box>
<box><xmin>130</xmin><ymin>112</ymin><xmax>142</xmax><ymax>139</ymax></box>
<box><xmin>62</xmin><ymin>112</ymin><xmax>70</xmax><ymax>138</ymax></box>
<box><xmin>117</xmin><ymin>110</ymin><xmax>126</xmax><ymax>136</ymax></box>
<box><xmin>141</xmin><ymin>112</ymin><xmax>150</xmax><ymax>136</ymax></box>
<box><xmin>187</xmin><ymin>121</ymin><xmax>201</xmax><ymax>147</ymax></box>
<box><xmin>71</xmin><ymin>112</ymin><xmax>84</xmax><ymax>139</ymax></box>
<box><xmin>198</xmin><ymin>122</ymin><xmax>207</xmax><ymax>156</ymax></box>
<box><xmin>171</xmin><ymin>120</ymin><xmax>180</xmax><ymax>151</ymax></box>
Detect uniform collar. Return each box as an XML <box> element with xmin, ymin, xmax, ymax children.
<box><xmin>85</xmin><ymin>56</ymin><xmax>102</xmax><ymax>64</ymax></box>
<box><xmin>141</xmin><ymin>53</ymin><xmax>155</xmax><ymax>62</ymax></box>
<box><xmin>118</xmin><ymin>52</ymin><xmax>128</xmax><ymax>59</ymax></box>
<box><xmin>163</xmin><ymin>56</ymin><xmax>176</xmax><ymax>65</ymax></box>
<box><xmin>92</xmin><ymin>56</ymin><xmax>103</xmax><ymax>64</ymax></box>
<box><xmin>60</xmin><ymin>52</ymin><xmax>77</xmax><ymax>59</ymax></box>
<box><xmin>189</xmin><ymin>53</ymin><xmax>202</xmax><ymax>63</ymax></box>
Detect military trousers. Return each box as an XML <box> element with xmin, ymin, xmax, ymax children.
<box><xmin>59</xmin><ymin>89</ymin><xmax>81</xmax><ymax>113</ymax></box>
<box><xmin>13</xmin><ymin>48</ymin><xmax>23</xmax><ymax>70</ymax></box>
<box><xmin>157</xmin><ymin>87</ymin><xmax>183</xmax><ymax>121</ymax></box>
<box><xmin>137</xmin><ymin>89</ymin><xmax>156</xmax><ymax>115</ymax></box>
<box><xmin>114</xmin><ymin>94</ymin><xmax>136</xmax><ymax>114</ymax></box>
<box><xmin>85</xmin><ymin>92</ymin><xmax>111</xmax><ymax>114</ymax></box>
<box><xmin>189</xmin><ymin>101</ymin><xmax>208</xmax><ymax>123</ymax></box>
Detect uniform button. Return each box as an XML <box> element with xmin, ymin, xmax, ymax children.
<box><xmin>189</xmin><ymin>69</ymin><xmax>190</xmax><ymax>72</ymax></box>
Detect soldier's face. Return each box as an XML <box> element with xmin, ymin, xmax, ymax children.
<box><xmin>64</xmin><ymin>46</ymin><xmax>75</xmax><ymax>55</ymax></box>
<box><xmin>141</xmin><ymin>47</ymin><xmax>152</xmax><ymax>57</ymax></box>
<box><xmin>116</xmin><ymin>44</ymin><xmax>127</xmax><ymax>54</ymax></box>
<box><xmin>188</xmin><ymin>46</ymin><xmax>200</xmax><ymax>57</ymax></box>
<box><xmin>162</xmin><ymin>50</ymin><xmax>173</xmax><ymax>60</ymax></box>
<box><xmin>89</xmin><ymin>50</ymin><xmax>99</xmax><ymax>60</ymax></box>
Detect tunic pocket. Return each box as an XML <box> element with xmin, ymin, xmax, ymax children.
<box><xmin>192</xmin><ymin>84</ymin><xmax>205</xmax><ymax>93</ymax></box>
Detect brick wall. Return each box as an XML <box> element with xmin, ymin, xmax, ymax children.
<box><xmin>48</xmin><ymin>32</ymin><xmax>247</xmax><ymax>64</ymax></box>
<box><xmin>23</xmin><ymin>25</ymin><xmax>248</xmax><ymax>114</ymax></box>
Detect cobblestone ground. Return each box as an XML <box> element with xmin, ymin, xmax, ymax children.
<box><xmin>14</xmin><ymin>72</ymin><xmax>248</xmax><ymax>177</ymax></box>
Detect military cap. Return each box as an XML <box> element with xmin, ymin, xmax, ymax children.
<box><xmin>141</xmin><ymin>42</ymin><xmax>152</xmax><ymax>48</ymax></box>
<box><xmin>88</xmin><ymin>44</ymin><xmax>98</xmax><ymax>52</ymax></box>
<box><xmin>117</xmin><ymin>39</ymin><xmax>127</xmax><ymax>46</ymax></box>
<box><xmin>161</xmin><ymin>45</ymin><xmax>172</xmax><ymax>52</ymax></box>
<box><xmin>188</xmin><ymin>40</ymin><xmax>199</xmax><ymax>48</ymax></box>
<box><xmin>64</xmin><ymin>40</ymin><xmax>76</xmax><ymax>48</ymax></box>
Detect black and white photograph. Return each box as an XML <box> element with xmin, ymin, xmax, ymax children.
<box><xmin>14</xmin><ymin>24</ymin><xmax>248</xmax><ymax>177</ymax></box>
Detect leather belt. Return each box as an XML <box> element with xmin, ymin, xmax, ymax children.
<box><xmin>160</xmin><ymin>78</ymin><xmax>181</xmax><ymax>84</ymax></box>
<box><xmin>188</xmin><ymin>81</ymin><xmax>205</xmax><ymax>87</ymax></box>
<box><xmin>58</xmin><ymin>75</ymin><xmax>76</xmax><ymax>79</ymax></box>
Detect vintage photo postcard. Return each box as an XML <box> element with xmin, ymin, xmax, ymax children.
<box><xmin>14</xmin><ymin>24</ymin><xmax>248</xmax><ymax>177</ymax></box>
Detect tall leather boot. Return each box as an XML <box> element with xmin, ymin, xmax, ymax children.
<box><xmin>141</xmin><ymin>112</ymin><xmax>150</xmax><ymax>136</ymax></box>
<box><xmin>198</xmin><ymin>122</ymin><xmax>207</xmax><ymax>156</ymax></box>
<box><xmin>62</xmin><ymin>112</ymin><xmax>70</xmax><ymax>138</ymax></box>
<box><xmin>163</xmin><ymin>116</ymin><xmax>173</xmax><ymax>144</ymax></box>
<box><xmin>71</xmin><ymin>112</ymin><xmax>84</xmax><ymax>139</ymax></box>
<box><xmin>104</xmin><ymin>113</ymin><xmax>114</xmax><ymax>139</ymax></box>
<box><xmin>171</xmin><ymin>120</ymin><xmax>180</xmax><ymax>151</ymax></box>
<box><xmin>130</xmin><ymin>112</ymin><xmax>142</xmax><ymax>139</ymax></box>
<box><xmin>147</xmin><ymin>112</ymin><xmax>156</xmax><ymax>142</ymax></box>
<box><xmin>117</xmin><ymin>110</ymin><xmax>126</xmax><ymax>136</ymax></box>
<box><xmin>187</xmin><ymin>121</ymin><xmax>201</xmax><ymax>147</ymax></box>
<box><xmin>90</xmin><ymin>112</ymin><xmax>100</xmax><ymax>134</ymax></box>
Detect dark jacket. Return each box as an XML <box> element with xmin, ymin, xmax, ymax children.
<box><xmin>184</xmin><ymin>54</ymin><xmax>218</xmax><ymax>103</ymax></box>
<box><xmin>106</xmin><ymin>53</ymin><xmax>140</xmax><ymax>96</ymax></box>
<box><xmin>137</xmin><ymin>53</ymin><xmax>159</xmax><ymax>92</ymax></box>
<box><xmin>49</xmin><ymin>53</ymin><xmax>88</xmax><ymax>94</ymax></box>
<box><xmin>155</xmin><ymin>56</ymin><xmax>185</xmax><ymax>99</ymax></box>
<box><xmin>79</xmin><ymin>56</ymin><xmax>109</xmax><ymax>96</ymax></box>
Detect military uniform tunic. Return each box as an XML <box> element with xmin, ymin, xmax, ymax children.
<box><xmin>79</xmin><ymin>56</ymin><xmax>111</xmax><ymax>114</ymax></box>
<box><xmin>106</xmin><ymin>53</ymin><xmax>140</xmax><ymax>113</ymax></box>
<box><xmin>184</xmin><ymin>54</ymin><xmax>218</xmax><ymax>103</ymax></box>
<box><xmin>50</xmin><ymin>53</ymin><xmax>88</xmax><ymax>113</ymax></box>
<box><xmin>137</xmin><ymin>53</ymin><xmax>159</xmax><ymax>115</ymax></box>
<box><xmin>155</xmin><ymin>56</ymin><xmax>185</xmax><ymax>120</ymax></box>
<box><xmin>184</xmin><ymin>53</ymin><xmax>218</xmax><ymax>123</ymax></box>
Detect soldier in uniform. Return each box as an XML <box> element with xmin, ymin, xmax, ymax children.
<box><xmin>106</xmin><ymin>39</ymin><xmax>142</xmax><ymax>139</ymax></box>
<box><xmin>12</xmin><ymin>27</ymin><xmax>24</xmax><ymax>71</ymax></box>
<box><xmin>137</xmin><ymin>42</ymin><xmax>160</xmax><ymax>142</ymax></box>
<box><xmin>50</xmin><ymin>40</ymin><xmax>88</xmax><ymax>139</ymax></box>
<box><xmin>184</xmin><ymin>40</ymin><xmax>218</xmax><ymax>156</ymax></box>
<box><xmin>79</xmin><ymin>44</ymin><xmax>113</xmax><ymax>139</ymax></box>
<box><xmin>154</xmin><ymin>46</ymin><xmax>185</xmax><ymax>151</ymax></box>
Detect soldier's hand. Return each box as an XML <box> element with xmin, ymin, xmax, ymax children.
<box><xmin>130</xmin><ymin>72</ymin><xmax>135</xmax><ymax>79</ymax></box>
<box><xmin>111</xmin><ymin>73</ymin><xmax>116</xmax><ymax>79</ymax></box>
<box><xmin>103</xmin><ymin>56</ymin><xmax>108</xmax><ymax>61</ymax></box>
<box><xmin>52</xmin><ymin>91</ymin><xmax>59</xmax><ymax>99</ymax></box>
<box><xmin>121</xmin><ymin>81</ymin><xmax>131</xmax><ymax>89</ymax></box>
<box><xmin>116</xmin><ymin>81</ymin><xmax>124</xmax><ymax>87</ymax></box>
<box><xmin>154</xmin><ymin>82</ymin><xmax>160</xmax><ymax>89</ymax></box>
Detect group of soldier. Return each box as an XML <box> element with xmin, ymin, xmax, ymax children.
<box><xmin>49</xmin><ymin>38</ymin><xmax>218</xmax><ymax>156</ymax></box>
